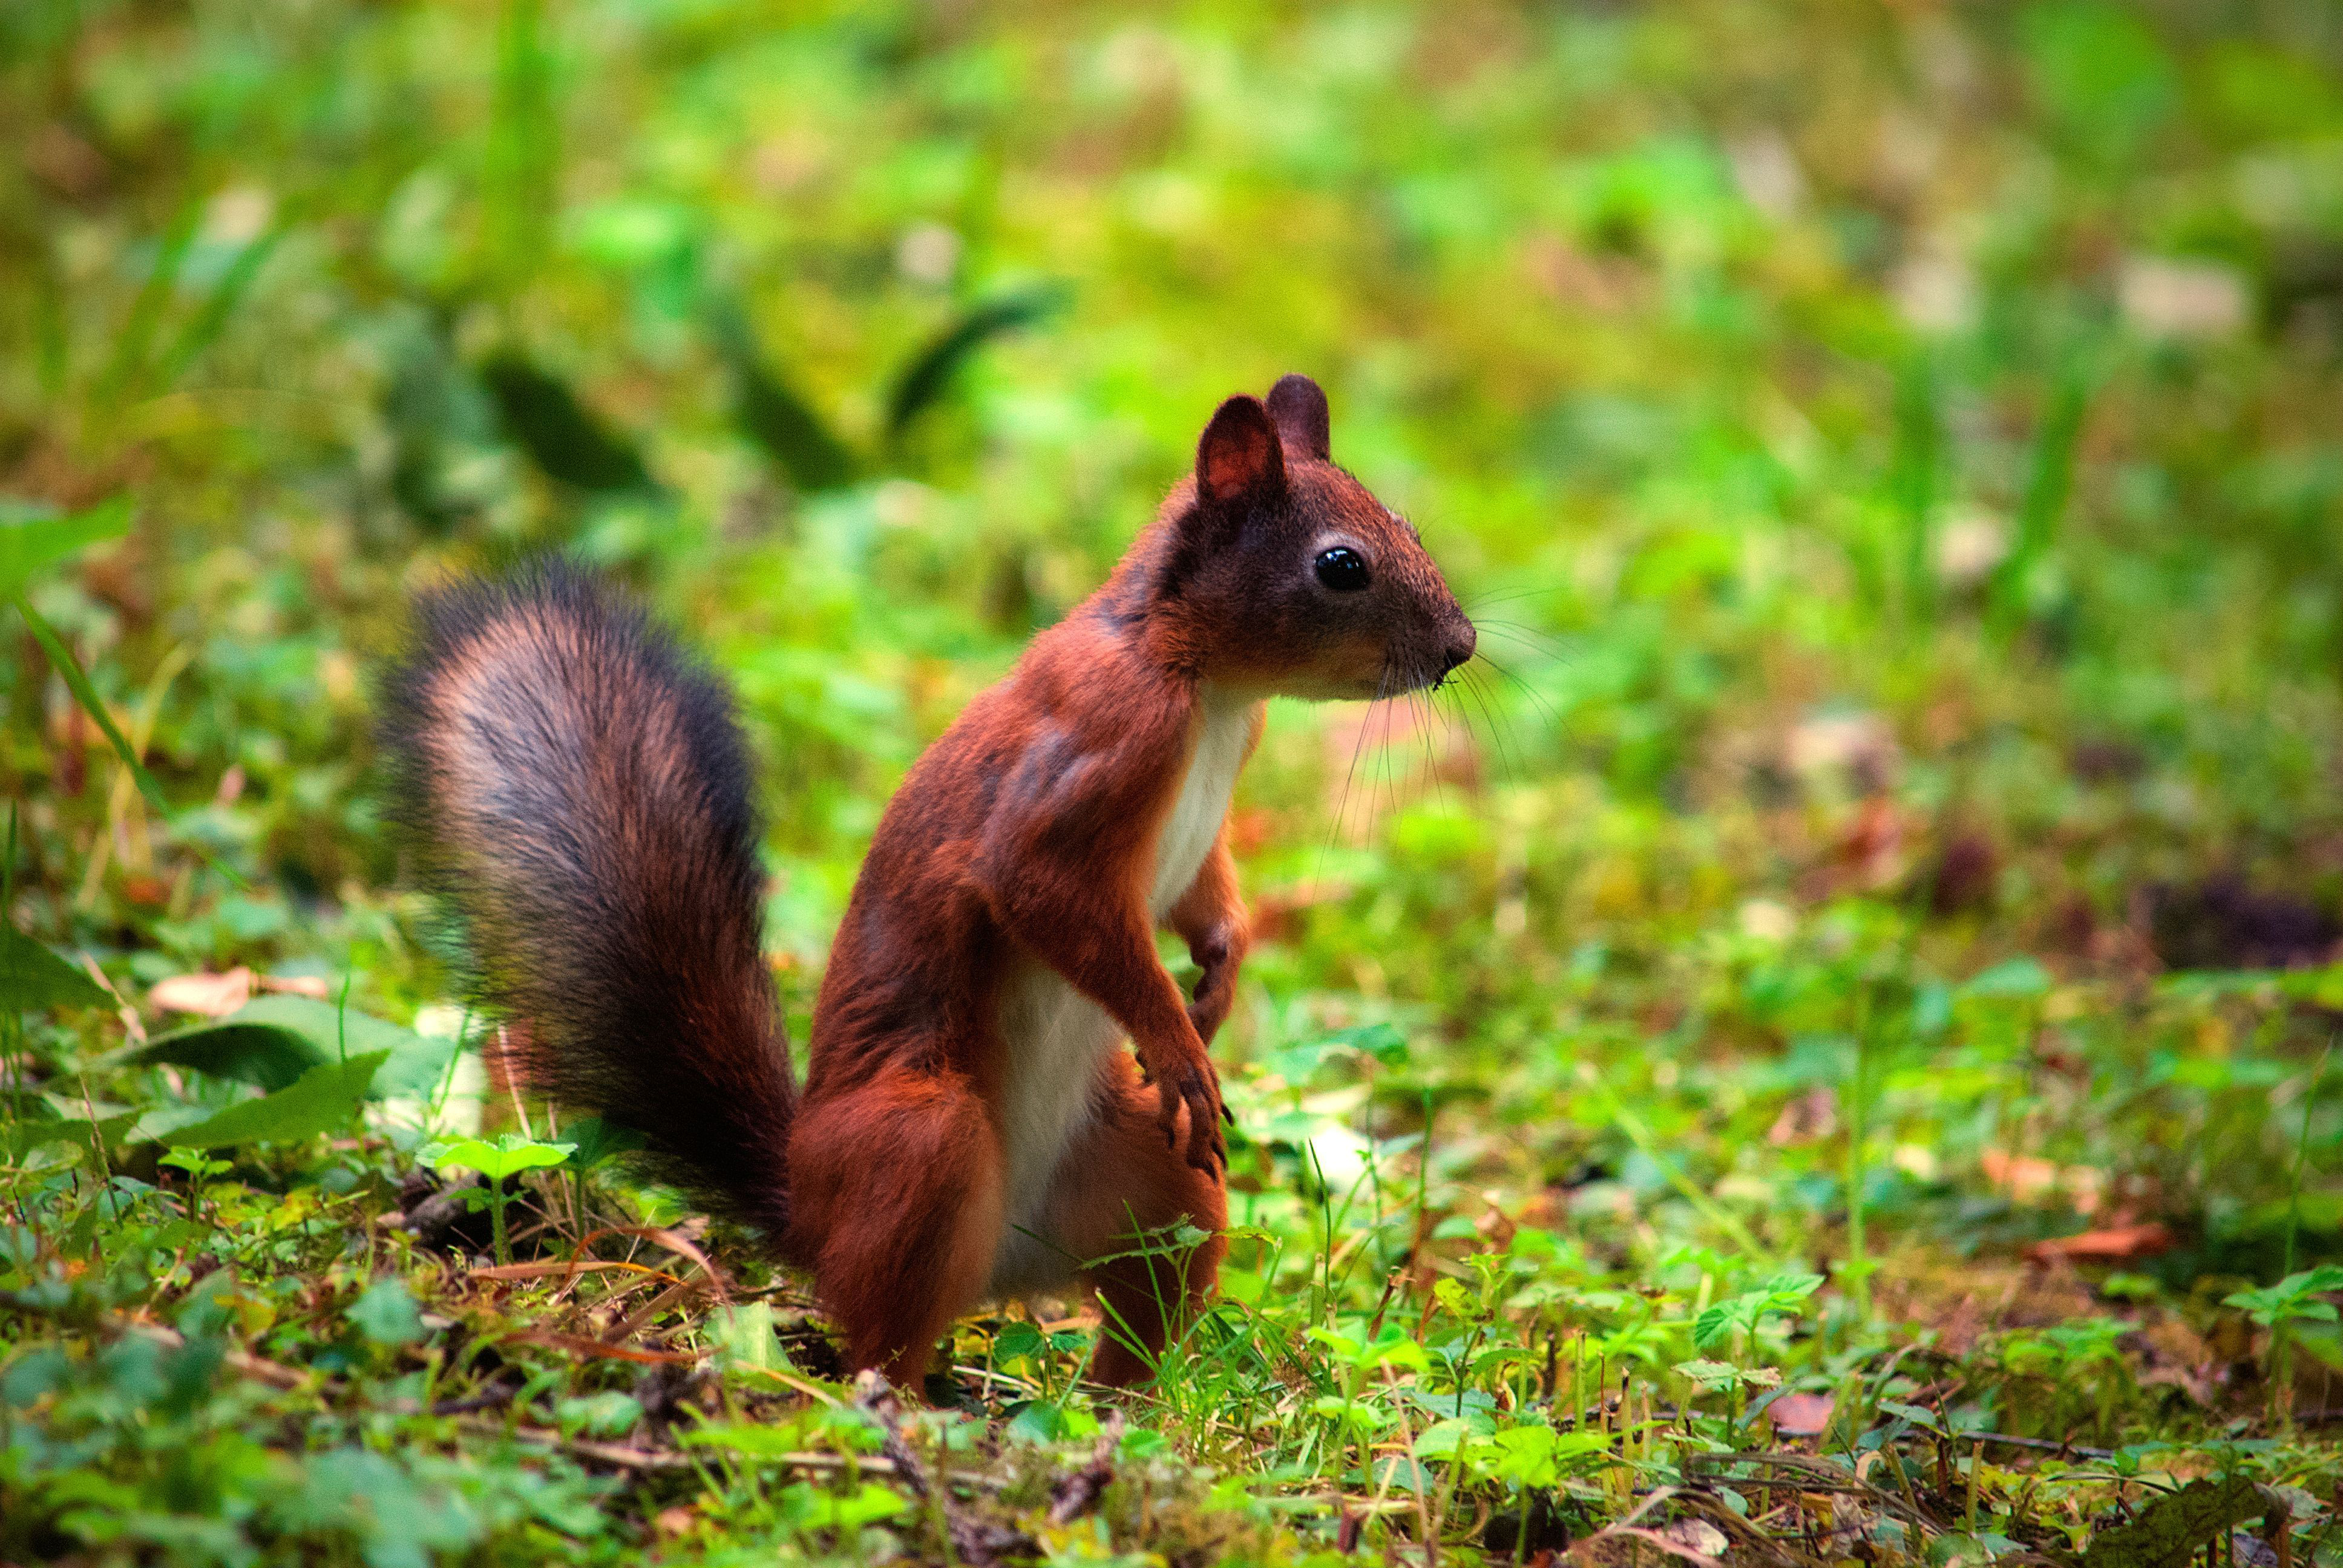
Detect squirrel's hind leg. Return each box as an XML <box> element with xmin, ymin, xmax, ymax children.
<box><xmin>787</xmin><ymin>1066</ymin><xmax>1002</xmax><ymax>1387</ymax></box>
<box><xmin>1046</xmin><ymin>1054</ymin><xmax>1228</xmax><ymax>1388</ymax></box>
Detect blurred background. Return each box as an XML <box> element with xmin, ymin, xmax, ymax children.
<box><xmin>10</xmin><ymin>0</ymin><xmax>2343</xmax><ymax>1290</ymax></box>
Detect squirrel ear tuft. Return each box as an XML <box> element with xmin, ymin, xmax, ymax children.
<box><xmin>1196</xmin><ymin>395</ymin><xmax>1286</xmax><ymax>505</ymax></box>
<box><xmin>1265</xmin><ymin>374</ymin><xmax>1331</xmax><ymax>462</ymax></box>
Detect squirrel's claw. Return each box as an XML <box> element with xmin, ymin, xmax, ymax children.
<box><xmin>1153</xmin><ymin>1058</ymin><xmax>1227</xmax><ymax>1177</ymax></box>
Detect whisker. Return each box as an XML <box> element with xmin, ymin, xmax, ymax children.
<box><xmin>1319</xmin><ymin>658</ymin><xmax>1392</xmax><ymax>892</ymax></box>
<box><xmin>1482</xmin><ymin>666</ymin><xmax>1529</xmax><ymax>779</ymax></box>
<box><xmin>1463</xmin><ymin>584</ymin><xmax>1577</xmax><ymax>614</ymax></box>
<box><xmin>1473</xmin><ymin>650</ymin><xmax>1565</xmax><ymax>736</ymax></box>
<box><xmin>1473</xmin><ymin>619</ymin><xmax>1570</xmax><ymax>661</ymax></box>
<box><xmin>1455</xmin><ymin>665</ymin><xmax>1521</xmax><ymax>785</ymax></box>
<box><xmin>1369</xmin><ymin>696</ymin><xmax>1395</xmax><ymax>844</ymax></box>
<box><xmin>1410</xmin><ymin>688</ymin><xmax>1448</xmax><ymax>818</ymax></box>
<box><xmin>1433</xmin><ymin>688</ymin><xmax>1469</xmax><ymax>803</ymax></box>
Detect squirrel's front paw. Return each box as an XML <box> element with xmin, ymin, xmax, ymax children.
<box><xmin>1151</xmin><ymin>1056</ymin><xmax>1227</xmax><ymax>1177</ymax></box>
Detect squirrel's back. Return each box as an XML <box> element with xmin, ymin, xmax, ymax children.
<box><xmin>381</xmin><ymin>563</ymin><xmax>796</xmax><ymax>1244</ymax></box>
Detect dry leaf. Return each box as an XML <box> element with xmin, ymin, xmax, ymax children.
<box><xmin>1769</xmin><ymin>1391</ymin><xmax>1836</xmax><ymax>1436</ymax></box>
<box><xmin>261</xmin><ymin>974</ymin><xmax>330</xmax><ymax>999</ymax></box>
<box><xmin>1662</xmin><ymin>1519</ymin><xmax>1731</xmax><ymax>1558</ymax></box>
<box><xmin>150</xmin><ymin>968</ymin><xmax>255</xmax><ymax>1016</ymax></box>
<box><xmin>2027</xmin><ymin>1223</ymin><xmax>2174</xmax><ymax>1264</ymax></box>
<box><xmin>1982</xmin><ymin>1147</ymin><xmax>2105</xmax><ymax>1214</ymax></box>
<box><xmin>1768</xmin><ymin>1087</ymin><xmax>1838</xmax><ymax>1147</ymax></box>
<box><xmin>149</xmin><ymin>969</ymin><xmax>330</xmax><ymax>1016</ymax></box>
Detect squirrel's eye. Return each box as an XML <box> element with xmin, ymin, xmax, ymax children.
<box><xmin>1314</xmin><ymin>546</ymin><xmax>1370</xmax><ymax>592</ymax></box>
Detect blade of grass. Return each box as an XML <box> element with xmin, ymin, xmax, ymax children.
<box><xmin>1844</xmin><ymin>984</ymin><xmax>1876</xmax><ymax>1318</ymax></box>
<box><xmin>100</xmin><ymin>195</ymin><xmax>203</xmax><ymax>403</ymax></box>
<box><xmin>0</xmin><ymin>495</ymin><xmax>132</xmax><ymax>600</ymax></box>
<box><xmin>155</xmin><ymin>223</ymin><xmax>285</xmax><ymax>391</ymax></box>
<box><xmin>2286</xmin><ymin>1040</ymin><xmax>2331</xmax><ymax>1279</ymax></box>
<box><xmin>1588</xmin><ymin>1070</ymin><xmax>1774</xmax><ymax>1265</ymax></box>
<box><xmin>4</xmin><ymin>803</ymin><xmax>16</xmax><ymax>1122</ymax></box>
<box><xmin>1891</xmin><ymin>350</ymin><xmax>1942</xmax><ymax>634</ymax></box>
<box><xmin>883</xmin><ymin>284</ymin><xmax>1065</xmax><ymax>445</ymax></box>
<box><xmin>34</xmin><ymin>251</ymin><xmax>67</xmax><ymax>398</ymax></box>
<box><xmin>1988</xmin><ymin>361</ymin><xmax>2090</xmax><ymax>642</ymax></box>
<box><xmin>17</xmin><ymin>593</ymin><xmax>167</xmax><ymax>817</ymax></box>
<box><xmin>485</xmin><ymin>0</ymin><xmax>555</xmax><ymax>287</ymax></box>
<box><xmin>14</xmin><ymin>594</ymin><xmax>246</xmax><ymax>889</ymax></box>
<box><xmin>478</xmin><ymin>353</ymin><xmax>658</xmax><ymax>494</ymax></box>
<box><xmin>709</xmin><ymin>298</ymin><xmax>857</xmax><ymax>492</ymax></box>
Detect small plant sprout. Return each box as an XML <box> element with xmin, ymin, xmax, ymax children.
<box><xmin>2225</xmin><ymin>1264</ymin><xmax>2343</xmax><ymax>1425</ymax></box>
<box><xmin>1694</xmin><ymin>1272</ymin><xmax>1823</xmax><ymax>1356</ymax></box>
<box><xmin>159</xmin><ymin>1146</ymin><xmax>232</xmax><ymax>1233</ymax></box>
<box><xmin>1307</xmin><ymin>1321</ymin><xmax>1430</xmax><ymax>1483</ymax></box>
<box><xmin>1691</xmin><ymin>1272</ymin><xmax>1823</xmax><ymax>1422</ymax></box>
<box><xmin>418</xmin><ymin>1133</ymin><xmax>575</xmax><ymax>1265</ymax></box>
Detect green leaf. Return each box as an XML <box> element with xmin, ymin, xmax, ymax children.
<box><xmin>346</xmin><ymin>1277</ymin><xmax>427</xmax><ymax>1347</ymax></box>
<box><xmin>710</xmin><ymin>301</ymin><xmax>857</xmax><ymax>492</ymax></box>
<box><xmin>708</xmin><ymin>1301</ymin><xmax>788</xmax><ymax>1378</ymax></box>
<box><xmin>419</xmin><ymin>1132</ymin><xmax>574</xmax><ymax>1181</ymax></box>
<box><xmin>222</xmin><ymin>995</ymin><xmax>447</xmax><ymax>1097</ymax></box>
<box><xmin>1876</xmin><ymin>1398</ymin><xmax>1944</xmax><ymax>1432</ymax></box>
<box><xmin>0</xmin><ymin>495</ymin><xmax>131</xmax><ymax>600</ymax></box>
<box><xmin>1411</xmin><ymin>1418</ymin><xmax>1475</xmax><ymax>1460</ymax></box>
<box><xmin>563</xmin><ymin>1114</ymin><xmax>647</xmax><ymax>1169</ymax></box>
<box><xmin>779</xmin><ymin>1480</ymin><xmax>906</xmax><ymax>1531</ymax></box>
<box><xmin>1694</xmin><ymin>1273</ymin><xmax>1823</xmax><ymax>1349</ymax></box>
<box><xmin>555</xmin><ymin>1391</ymin><xmax>644</xmax><ymax>1440</ymax></box>
<box><xmin>681</xmin><ymin>1419</ymin><xmax>815</xmax><ymax>1457</ymax></box>
<box><xmin>479</xmin><ymin>352</ymin><xmax>658</xmax><ymax>494</ymax></box>
<box><xmin>0</xmin><ymin>927</ymin><xmax>111</xmax><ymax>1013</ymax></box>
<box><xmin>1758</xmin><ymin>1271</ymin><xmax>1825</xmax><ymax>1304</ymax></box>
<box><xmin>155</xmin><ymin>226</ymin><xmax>283</xmax><ymax>391</ymax></box>
<box><xmin>2225</xmin><ymin>1264</ymin><xmax>2343</xmax><ymax>1324</ymax></box>
<box><xmin>2080</xmin><ymin>1475</ymin><xmax>2262</xmax><ymax>1568</ymax></box>
<box><xmin>14</xmin><ymin>592</ymin><xmax>171</xmax><ymax>821</ymax></box>
<box><xmin>1322</xmin><ymin>1022</ymin><xmax>1409</xmax><ymax>1065</ymax></box>
<box><xmin>165</xmin><ymin>1051</ymin><xmax>388</xmax><ymax>1149</ymax></box>
<box><xmin>1961</xmin><ymin>958</ymin><xmax>2053</xmax><ymax>999</ymax></box>
<box><xmin>883</xmin><ymin>284</ymin><xmax>1064</xmax><ymax>442</ymax></box>
<box><xmin>133</xmin><ymin>1021</ymin><xmax>325</xmax><ymax>1093</ymax></box>
<box><xmin>994</xmin><ymin>1321</ymin><xmax>1044</xmax><ymax>1362</ymax></box>
<box><xmin>100</xmin><ymin>197</ymin><xmax>200</xmax><ymax>399</ymax></box>
<box><xmin>1487</xmin><ymin>1424</ymin><xmax>1562</xmax><ymax>1486</ymax></box>
<box><xmin>12</xmin><ymin>591</ymin><xmax>247</xmax><ymax>890</ymax></box>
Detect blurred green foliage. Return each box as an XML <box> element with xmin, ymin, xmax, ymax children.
<box><xmin>11</xmin><ymin>0</ymin><xmax>2343</xmax><ymax>1562</ymax></box>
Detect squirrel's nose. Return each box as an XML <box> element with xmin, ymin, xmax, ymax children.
<box><xmin>1438</xmin><ymin>624</ymin><xmax>1476</xmax><ymax>678</ymax></box>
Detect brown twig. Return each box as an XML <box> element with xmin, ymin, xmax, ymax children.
<box><xmin>854</xmin><ymin>1370</ymin><xmax>1041</xmax><ymax>1565</ymax></box>
<box><xmin>506</xmin><ymin>1328</ymin><xmax>699</xmax><ymax>1365</ymax></box>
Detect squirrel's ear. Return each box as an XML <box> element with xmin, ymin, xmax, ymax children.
<box><xmin>1265</xmin><ymin>373</ymin><xmax>1331</xmax><ymax>462</ymax></box>
<box><xmin>1196</xmin><ymin>395</ymin><xmax>1286</xmax><ymax>506</ymax></box>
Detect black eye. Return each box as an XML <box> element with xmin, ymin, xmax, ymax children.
<box><xmin>1314</xmin><ymin>546</ymin><xmax>1370</xmax><ymax>592</ymax></box>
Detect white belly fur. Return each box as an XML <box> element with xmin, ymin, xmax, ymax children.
<box><xmin>986</xmin><ymin>687</ymin><xmax>1255</xmax><ymax>1293</ymax></box>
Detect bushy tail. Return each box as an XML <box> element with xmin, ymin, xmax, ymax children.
<box><xmin>382</xmin><ymin>561</ymin><xmax>795</xmax><ymax>1246</ymax></box>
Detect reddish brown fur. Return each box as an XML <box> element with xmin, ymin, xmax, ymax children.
<box><xmin>784</xmin><ymin>376</ymin><xmax>1473</xmax><ymax>1383</ymax></box>
<box><xmin>385</xmin><ymin>376</ymin><xmax>1473</xmax><ymax>1390</ymax></box>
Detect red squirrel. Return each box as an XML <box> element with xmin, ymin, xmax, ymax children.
<box><xmin>384</xmin><ymin>375</ymin><xmax>1475</xmax><ymax>1387</ymax></box>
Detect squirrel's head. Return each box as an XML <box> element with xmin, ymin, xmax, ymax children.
<box><xmin>1147</xmin><ymin>374</ymin><xmax>1476</xmax><ymax>701</ymax></box>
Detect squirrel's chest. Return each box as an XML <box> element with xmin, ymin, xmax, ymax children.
<box><xmin>1147</xmin><ymin>693</ymin><xmax>1254</xmax><ymax>916</ymax></box>
<box><xmin>988</xmin><ymin>695</ymin><xmax>1254</xmax><ymax>1264</ymax></box>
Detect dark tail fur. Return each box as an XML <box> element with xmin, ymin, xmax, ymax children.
<box><xmin>381</xmin><ymin>562</ymin><xmax>795</xmax><ymax>1245</ymax></box>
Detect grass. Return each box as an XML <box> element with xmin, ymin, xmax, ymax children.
<box><xmin>10</xmin><ymin>0</ymin><xmax>2343</xmax><ymax>1563</ymax></box>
